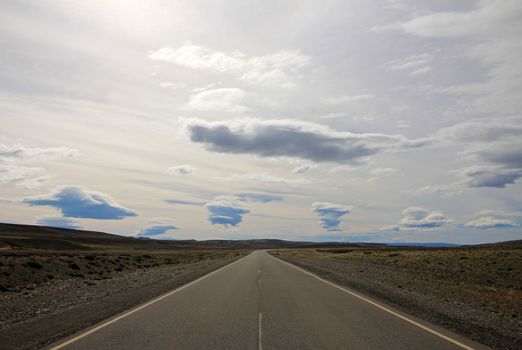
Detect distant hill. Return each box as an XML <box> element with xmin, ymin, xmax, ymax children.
<box><xmin>385</xmin><ymin>242</ymin><xmax>461</xmax><ymax>247</ymax></box>
<box><xmin>471</xmin><ymin>239</ymin><xmax>522</xmax><ymax>247</ymax></box>
<box><xmin>0</xmin><ymin>223</ymin><xmax>199</xmax><ymax>251</ymax></box>
<box><xmin>4</xmin><ymin>223</ymin><xmax>515</xmax><ymax>252</ymax></box>
<box><xmin>0</xmin><ymin>223</ymin><xmax>379</xmax><ymax>251</ymax></box>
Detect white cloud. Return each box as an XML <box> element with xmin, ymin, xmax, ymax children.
<box><xmin>0</xmin><ymin>164</ymin><xmax>47</xmax><ymax>188</ymax></box>
<box><xmin>390</xmin><ymin>104</ymin><xmax>411</xmax><ymax>113</ymax></box>
<box><xmin>292</xmin><ymin>164</ymin><xmax>317</xmax><ymax>174</ymax></box>
<box><xmin>246</xmin><ymin>49</ymin><xmax>311</xmax><ymax>71</ymax></box>
<box><xmin>149</xmin><ymin>42</ymin><xmax>312</xmax><ymax>89</ymax></box>
<box><xmin>148</xmin><ymin>217</ymin><xmax>178</xmax><ymax>225</ymax></box>
<box><xmin>399</xmin><ymin>2</ymin><xmax>520</xmax><ymax>38</ymax></box>
<box><xmin>187</xmin><ymin>88</ymin><xmax>249</xmax><ymax>112</ymax></box>
<box><xmin>240</xmin><ymin>49</ymin><xmax>312</xmax><ymax>88</ymax></box>
<box><xmin>352</xmin><ymin>114</ymin><xmax>379</xmax><ymax>123</ymax></box>
<box><xmin>367</xmin><ymin>167</ymin><xmax>399</xmax><ymax>182</ymax></box>
<box><xmin>0</xmin><ymin>143</ymin><xmax>78</xmax><ymax>161</ymax></box>
<box><xmin>474</xmin><ymin>209</ymin><xmax>496</xmax><ymax>217</ymax></box>
<box><xmin>410</xmin><ymin>66</ymin><xmax>432</xmax><ymax>75</ymax></box>
<box><xmin>396</xmin><ymin>120</ymin><xmax>411</xmax><ymax>128</ymax></box>
<box><xmin>323</xmin><ymin>94</ymin><xmax>374</xmax><ymax>105</ymax></box>
<box><xmin>464</xmin><ymin>209</ymin><xmax>519</xmax><ymax>229</ymax></box>
<box><xmin>320</xmin><ymin>112</ymin><xmax>348</xmax><ymax>120</ymax></box>
<box><xmin>384</xmin><ymin>0</ymin><xmax>412</xmax><ymax>10</ymax></box>
<box><xmin>240</xmin><ymin>69</ymin><xmax>294</xmax><ymax>89</ymax></box>
<box><xmin>148</xmin><ymin>43</ymin><xmax>245</xmax><ymax>73</ymax></box>
<box><xmin>379</xmin><ymin>224</ymin><xmax>401</xmax><ymax>232</ymax></box>
<box><xmin>437</xmin><ymin>117</ymin><xmax>522</xmax><ymax>188</ymax></box>
<box><xmin>159</xmin><ymin>81</ymin><xmax>186</xmax><ymax>89</ymax></box>
<box><xmin>15</xmin><ymin>175</ymin><xmax>49</xmax><ymax>190</ymax></box>
<box><xmin>329</xmin><ymin>165</ymin><xmax>359</xmax><ymax>173</ymax></box>
<box><xmin>166</xmin><ymin>165</ymin><xmax>195</xmax><ymax>176</ymax></box>
<box><xmin>236</xmin><ymin>193</ymin><xmax>283</xmax><ymax>203</ymax></box>
<box><xmin>218</xmin><ymin>173</ymin><xmax>310</xmax><ymax>185</ymax></box>
<box><xmin>410</xmin><ymin>184</ymin><xmax>463</xmax><ymax>198</ymax></box>
<box><xmin>436</xmin><ymin>117</ymin><xmax>522</xmax><ymax>144</ymax></box>
<box><xmin>192</xmin><ymin>82</ymin><xmax>223</xmax><ymax>92</ymax></box>
<box><xmin>394</xmin><ymin>0</ymin><xmax>522</xmax><ymax>114</ymax></box>
<box><xmin>465</xmin><ymin>212</ymin><xmax>518</xmax><ymax>229</ymax></box>
<box><xmin>381</xmin><ymin>207</ymin><xmax>451</xmax><ymax>231</ymax></box>
<box><xmin>0</xmin><ymin>143</ymin><xmax>78</xmax><ymax>188</ymax></box>
<box><xmin>387</xmin><ymin>53</ymin><xmax>432</xmax><ymax>73</ymax></box>
<box><xmin>399</xmin><ymin>207</ymin><xmax>451</xmax><ymax>229</ymax></box>
<box><xmin>370</xmin><ymin>167</ymin><xmax>398</xmax><ymax>177</ymax></box>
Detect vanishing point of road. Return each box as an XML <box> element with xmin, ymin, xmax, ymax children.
<box><xmin>49</xmin><ymin>250</ymin><xmax>489</xmax><ymax>350</ymax></box>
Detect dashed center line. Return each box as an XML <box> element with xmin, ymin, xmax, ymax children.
<box><xmin>258</xmin><ymin>312</ymin><xmax>263</xmax><ymax>350</ymax></box>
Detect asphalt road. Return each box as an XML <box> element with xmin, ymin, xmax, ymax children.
<box><xmin>50</xmin><ymin>250</ymin><xmax>488</xmax><ymax>350</ymax></box>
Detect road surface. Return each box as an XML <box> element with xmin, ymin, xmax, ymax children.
<box><xmin>50</xmin><ymin>250</ymin><xmax>487</xmax><ymax>350</ymax></box>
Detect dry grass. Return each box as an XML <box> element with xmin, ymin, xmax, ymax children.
<box><xmin>0</xmin><ymin>250</ymin><xmax>244</xmax><ymax>293</ymax></box>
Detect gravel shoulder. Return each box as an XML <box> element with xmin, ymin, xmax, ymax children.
<box><xmin>274</xmin><ymin>247</ymin><xmax>522</xmax><ymax>350</ymax></box>
<box><xmin>0</xmin><ymin>250</ymin><xmax>247</xmax><ymax>350</ymax></box>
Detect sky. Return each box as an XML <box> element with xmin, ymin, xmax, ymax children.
<box><xmin>1</xmin><ymin>0</ymin><xmax>521</xmax><ymax>244</ymax></box>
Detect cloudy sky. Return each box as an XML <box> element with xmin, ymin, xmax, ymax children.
<box><xmin>1</xmin><ymin>0</ymin><xmax>521</xmax><ymax>244</ymax></box>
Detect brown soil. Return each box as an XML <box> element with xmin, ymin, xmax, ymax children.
<box><xmin>275</xmin><ymin>246</ymin><xmax>522</xmax><ymax>350</ymax></box>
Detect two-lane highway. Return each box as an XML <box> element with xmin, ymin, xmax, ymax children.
<box><xmin>50</xmin><ymin>251</ymin><xmax>488</xmax><ymax>350</ymax></box>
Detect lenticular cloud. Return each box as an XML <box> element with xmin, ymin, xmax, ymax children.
<box><xmin>184</xmin><ymin>118</ymin><xmax>428</xmax><ymax>164</ymax></box>
<box><xmin>24</xmin><ymin>186</ymin><xmax>137</xmax><ymax>220</ymax></box>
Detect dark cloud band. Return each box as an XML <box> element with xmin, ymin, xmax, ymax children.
<box><xmin>185</xmin><ymin>118</ymin><xmax>427</xmax><ymax>164</ymax></box>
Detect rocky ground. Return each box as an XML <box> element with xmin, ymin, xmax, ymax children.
<box><xmin>275</xmin><ymin>246</ymin><xmax>522</xmax><ymax>350</ymax></box>
<box><xmin>0</xmin><ymin>250</ymin><xmax>246</xmax><ymax>350</ymax></box>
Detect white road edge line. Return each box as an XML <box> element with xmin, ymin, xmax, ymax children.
<box><xmin>49</xmin><ymin>254</ymin><xmax>251</xmax><ymax>350</ymax></box>
<box><xmin>258</xmin><ymin>312</ymin><xmax>263</xmax><ymax>350</ymax></box>
<box><xmin>275</xmin><ymin>256</ymin><xmax>475</xmax><ymax>350</ymax></box>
